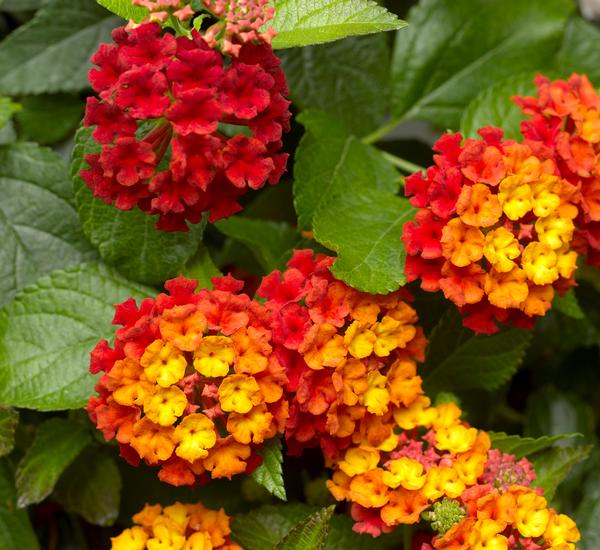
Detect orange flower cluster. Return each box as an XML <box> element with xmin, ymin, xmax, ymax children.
<box><xmin>403</xmin><ymin>127</ymin><xmax>580</xmax><ymax>334</ymax></box>
<box><xmin>257</xmin><ymin>250</ymin><xmax>427</xmax><ymax>461</ymax></box>
<box><xmin>111</xmin><ymin>501</ymin><xmax>240</xmax><ymax>550</ymax></box>
<box><xmin>87</xmin><ymin>276</ymin><xmax>287</xmax><ymax>485</ymax></box>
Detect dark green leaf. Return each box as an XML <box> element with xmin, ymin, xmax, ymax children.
<box><xmin>16</xmin><ymin>94</ymin><xmax>84</xmax><ymax>145</ymax></box>
<box><xmin>72</xmin><ymin>127</ymin><xmax>204</xmax><ymax>285</ymax></box>
<box><xmin>54</xmin><ymin>447</ymin><xmax>122</xmax><ymax>526</ymax></box>
<box><xmin>575</xmin><ymin>469</ymin><xmax>600</xmax><ymax>550</ymax></box>
<box><xmin>460</xmin><ymin>73</ymin><xmax>537</xmax><ymax>140</ymax></box>
<box><xmin>0</xmin><ymin>459</ymin><xmax>39</xmax><ymax>550</ymax></box>
<box><xmin>182</xmin><ymin>243</ymin><xmax>222</xmax><ymax>290</ymax></box>
<box><xmin>252</xmin><ymin>438</ymin><xmax>286</xmax><ymax>501</ymax></box>
<box><xmin>0</xmin><ymin>263</ymin><xmax>153</xmax><ymax>411</ymax></box>
<box><xmin>15</xmin><ymin>418</ymin><xmax>90</xmax><ymax>507</ymax></box>
<box><xmin>276</xmin><ymin>506</ymin><xmax>334</xmax><ymax>550</ymax></box>
<box><xmin>96</xmin><ymin>0</ymin><xmax>149</xmax><ymax>22</ymax></box>
<box><xmin>0</xmin><ymin>407</ymin><xmax>18</xmax><ymax>458</ymax></box>
<box><xmin>552</xmin><ymin>290</ymin><xmax>585</xmax><ymax>320</ymax></box>
<box><xmin>0</xmin><ymin>142</ymin><xmax>96</xmax><ymax>307</ymax></box>
<box><xmin>489</xmin><ymin>432</ymin><xmax>580</xmax><ymax>459</ymax></box>
<box><xmin>423</xmin><ymin>310</ymin><xmax>532</xmax><ymax>394</ymax></box>
<box><xmin>1</xmin><ymin>0</ymin><xmax>43</xmax><ymax>10</ymax></box>
<box><xmin>215</xmin><ymin>217</ymin><xmax>300</xmax><ymax>273</ymax></box>
<box><xmin>553</xmin><ymin>16</ymin><xmax>600</xmax><ymax>84</ymax></box>
<box><xmin>271</xmin><ymin>0</ymin><xmax>406</xmax><ymax>49</ymax></box>
<box><xmin>281</xmin><ymin>34</ymin><xmax>390</xmax><ymax>136</ymax></box>
<box><xmin>391</xmin><ymin>0</ymin><xmax>573</xmax><ymax>129</ymax></box>
<box><xmin>0</xmin><ymin>0</ymin><xmax>119</xmax><ymax>95</ymax></box>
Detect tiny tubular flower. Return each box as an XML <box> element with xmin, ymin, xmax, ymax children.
<box><xmin>422</xmin><ymin>466</ymin><xmax>466</xmax><ymax>500</ymax></box>
<box><xmin>468</xmin><ymin>518</ymin><xmax>508</xmax><ymax>550</ymax></box>
<box><xmin>159</xmin><ymin>306</ymin><xmax>207</xmax><ymax>351</ymax></box>
<box><xmin>338</xmin><ymin>447</ymin><xmax>381</xmax><ymax>477</ymax></box>
<box><xmin>498</xmin><ymin>175</ymin><xmax>533</xmax><ymax>220</ymax></box>
<box><xmin>434</xmin><ymin>424</ymin><xmax>478</xmax><ymax>454</ymax></box>
<box><xmin>484</xmin><ymin>268</ymin><xmax>529</xmax><ymax>309</ymax></box>
<box><xmin>441</xmin><ymin>218</ymin><xmax>485</xmax><ymax>267</ymax></box>
<box><xmin>514</xmin><ymin>491</ymin><xmax>550</xmax><ymax>538</ymax></box>
<box><xmin>226</xmin><ymin>403</ymin><xmax>274</xmax><ymax>444</ymax></box>
<box><xmin>344</xmin><ymin>321</ymin><xmax>377</xmax><ymax>359</ymax></box>
<box><xmin>456</xmin><ymin>183</ymin><xmax>502</xmax><ymax>227</ymax></box>
<box><xmin>544</xmin><ymin>512</ymin><xmax>581</xmax><ymax>546</ymax></box>
<box><xmin>173</xmin><ymin>413</ymin><xmax>217</xmax><ymax>462</ymax></box>
<box><xmin>193</xmin><ymin>335</ymin><xmax>235</xmax><ymax>377</ymax></box>
<box><xmin>535</xmin><ymin>215</ymin><xmax>575</xmax><ymax>250</ymax></box>
<box><xmin>141</xmin><ymin>340</ymin><xmax>188</xmax><ymax>388</ymax></box>
<box><xmin>348</xmin><ymin>469</ymin><xmax>390</xmax><ymax>508</ymax></box>
<box><xmin>483</xmin><ymin>227</ymin><xmax>521</xmax><ymax>273</ymax></box>
<box><xmin>521</xmin><ymin>242</ymin><xmax>559</xmax><ymax>285</ymax></box>
<box><xmin>218</xmin><ymin>373</ymin><xmax>262</xmax><ymax>413</ymax></box>
<box><xmin>361</xmin><ymin>371</ymin><xmax>390</xmax><ymax>415</ymax></box>
<box><xmin>382</xmin><ymin>457</ymin><xmax>426</xmax><ymax>490</ymax></box>
<box><xmin>303</xmin><ymin>323</ymin><xmax>348</xmax><ymax>369</ymax></box>
<box><xmin>393</xmin><ymin>396</ymin><xmax>437</xmax><ymax>430</ymax></box>
<box><xmin>143</xmin><ymin>386</ymin><xmax>188</xmax><ymax>426</ymax></box>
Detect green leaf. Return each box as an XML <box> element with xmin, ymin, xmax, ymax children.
<box><xmin>0</xmin><ymin>142</ymin><xmax>96</xmax><ymax>307</ymax></box>
<box><xmin>215</xmin><ymin>217</ymin><xmax>300</xmax><ymax>273</ymax></box>
<box><xmin>531</xmin><ymin>445</ymin><xmax>592</xmax><ymax>501</ymax></box>
<box><xmin>575</xmin><ymin>469</ymin><xmax>600</xmax><ymax>550</ymax></box>
<box><xmin>313</xmin><ymin>189</ymin><xmax>415</xmax><ymax>293</ymax></box>
<box><xmin>552</xmin><ymin>290</ymin><xmax>585</xmax><ymax>320</ymax></box>
<box><xmin>276</xmin><ymin>506</ymin><xmax>334</xmax><ymax>550</ymax></box>
<box><xmin>1</xmin><ymin>0</ymin><xmax>43</xmax><ymax>10</ymax></box>
<box><xmin>252</xmin><ymin>438</ymin><xmax>286</xmax><ymax>501</ymax></box>
<box><xmin>0</xmin><ymin>407</ymin><xmax>18</xmax><ymax>458</ymax></box>
<box><xmin>96</xmin><ymin>0</ymin><xmax>149</xmax><ymax>22</ymax></box>
<box><xmin>553</xmin><ymin>16</ymin><xmax>600</xmax><ymax>84</ymax></box>
<box><xmin>280</xmin><ymin>34</ymin><xmax>391</xmax><ymax>136</ymax></box>
<box><xmin>0</xmin><ymin>97</ymin><xmax>20</xmax><ymax>129</ymax></box>
<box><xmin>72</xmin><ymin>127</ymin><xmax>204</xmax><ymax>286</ymax></box>
<box><xmin>53</xmin><ymin>447</ymin><xmax>122</xmax><ymax>526</ymax></box>
<box><xmin>391</xmin><ymin>0</ymin><xmax>573</xmax><ymax>129</ymax></box>
<box><xmin>0</xmin><ymin>459</ymin><xmax>39</xmax><ymax>550</ymax></box>
<box><xmin>183</xmin><ymin>243</ymin><xmax>222</xmax><ymax>290</ymax></box>
<box><xmin>271</xmin><ymin>0</ymin><xmax>406</xmax><ymax>49</ymax></box>
<box><xmin>423</xmin><ymin>310</ymin><xmax>532</xmax><ymax>394</ymax></box>
<box><xmin>460</xmin><ymin>73</ymin><xmax>537</xmax><ymax>140</ymax></box>
<box><xmin>0</xmin><ymin>263</ymin><xmax>153</xmax><ymax>411</ymax></box>
<box><xmin>16</xmin><ymin>94</ymin><xmax>84</xmax><ymax>145</ymax></box>
<box><xmin>489</xmin><ymin>432</ymin><xmax>581</xmax><ymax>459</ymax></box>
<box><xmin>0</xmin><ymin>0</ymin><xmax>119</xmax><ymax>95</ymax></box>
<box><xmin>294</xmin><ymin>111</ymin><xmax>399</xmax><ymax>231</ymax></box>
<box><xmin>15</xmin><ymin>418</ymin><xmax>90</xmax><ymax>507</ymax></box>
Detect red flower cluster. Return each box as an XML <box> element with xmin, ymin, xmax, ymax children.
<box><xmin>82</xmin><ymin>22</ymin><xmax>290</xmax><ymax>231</ymax></box>
<box><xmin>86</xmin><ymin>275</ymin><xmax>288</xmax><ymax>485</ymax></box>
<box><xmin>515</xmin><ymin>73</ymin><xmax>600</xmax><ymax>267</ymax></box>
<box><xmin>257</xmin><ymin>250</ymin><xmax>427</xmax><ymax>461</ymax></box>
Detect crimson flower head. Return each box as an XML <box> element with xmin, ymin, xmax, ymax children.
<box><xmin>82</xmin><ymin>22</ymin><xmax>291</xmax><ymax>231</ymax></box>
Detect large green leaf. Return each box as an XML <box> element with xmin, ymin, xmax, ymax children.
<box><xmin>276</xmin><ymin>506</ymin><xmax>334</xmax><ymax>550</ymax></box>
<box><xmin>281</xmin><ymin>34</ymin><xmax>391</xmax><ymax>136</ymax></box>
<box><xmin>0</xmin><ymin>142</ymin><xmax>96</xmax><ymax>307</ymax></box>
<box><xmin>390</xmin><ymin>0</ymin><xmax>573</xmax><ymax>130</ymax></box>
<box><xmin>0</xmin><ymin>460</ymin><xmax>39</xmax><ymax>550</ymax></box>
<box><xmin>552</xmin><ymin>290</ymin><xmax>585</xmax><ymax>320</ymax></box>
<box><xmin>53</xmin><ymin>447</ymin><xmax>122</xmax><ymax>526</ymax></box>
<box><xmin>575</xmin><ymin>469</ymin><xmax>600</xmax><ymax>550</ymax></box>
<box><xmin>72</xmin><ymin>127</ymin><xmax>204</xmax><ymax>286</ymax></box>
<box><xmin>423</xmin><ymin>310</ymin><xmax>532</xmax><ymax>394</ymax></box>
<box><xmin>553</xmin><ymin>16</ymin><xmax>600</xmax><ymax>84</ymax></box>
<box><xmin>489</xmin><ymin>432</ymin><xmax>580</xmax><ymax>460</ymax></box>
<box><xmin>270</xmin><ymin>0</ymin><xmax>406</xmax><ymax>49</ymax></box>
<box><xmin>251</xmin><ymin>438</ymin><xmax>286</xmax><ymax>501</ymax></box>
<box><xmin>0</xmin><ymin>0</ymin><xmax>119</xmax><ymax>95</ymax></box>
<box><xmin>96</xmin><ymin>0</ymin><xmax>149</xmax><ymax>22</ymax></box>
<box><xmin>0</xmin><ymin>408</ymin><xmax>18</xmax><ymax>458</ymax></box>
<box><xmin>0</xmin><ymin>263</ymin><xmax>152</xmax><ymax>411</ymax></box>
<box><xmin>15</xmin><ymin>418</ymin><xmax>90</xmax><ymax>507</ymax></box>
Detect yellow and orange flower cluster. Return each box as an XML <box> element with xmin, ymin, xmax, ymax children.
<box><xmin>87</xmin><ymin>276</ymin><xmax>287</xmax><ymax>485</ymax></box>
<box><xmin>257</xmin><ymin>250</ymin><xmax>427</xmax><ymax>460</ymax></box>
<box><xmin>111</xmin><ymin>501</ymin><xmax>241</xmax><ymax>550</ymax></box>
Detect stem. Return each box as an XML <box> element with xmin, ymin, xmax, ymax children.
<box><xmin>403</xmin><ymin>525</ymin><xmax>412</xmax><ymax>550</ymax></box>
<box><xmin>381</xmin><ymin>151</ymin><xmax>425</xmax><ymax>174</ymax></box>
<box><xmin>362</xmin><ymin>117</ymin><xmax>404</xmax><ymax>145</ymax></box>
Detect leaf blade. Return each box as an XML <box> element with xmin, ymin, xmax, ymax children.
<box><xmin>252</xmin><ymin>438</ymin><xmax>286</xmax><ymax>501</ymax></box>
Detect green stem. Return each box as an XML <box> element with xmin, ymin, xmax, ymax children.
<box><xmin>362</xmin><ymin>117</ymin><xmax>404</xmax><ymax>145</ymax></box>
<box><xmin>403</xmin><ymin>525</ymin><xmax>412</xmax><ymax>550</ymax></box>
<box><xmin>381</xmin><ymin>151</ymin><xmax>425</xmax><ymax>174</ymax></box>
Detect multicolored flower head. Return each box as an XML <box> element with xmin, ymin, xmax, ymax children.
<box><xmin>111</xmin><ymin>501</ymin><xmax>241</xmax><ymax>549</ymax></box>
<box><xmin>87</xmin><ymin>275</ymin><xmax>288</xmax><ymax>485</ymax></box>
<box><xmin>403</xmin><ymin>127</ymin><xmax>580</xmax><ymax>334</ymax></box>
<box><xmin>515</xmin><ymin>73</ymin><xmax>600</xmax><ymax>269</ymax></box>
<box><xmin>82</xmin><ymin>22</ymin><xmax>290</xmax><ymax>231</ymax></box>
<box><xmin>257</xmin><ymin>250</ymin><xmax>427</xmax><ymax>461</ymax></box>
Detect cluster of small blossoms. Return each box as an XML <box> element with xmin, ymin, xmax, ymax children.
<box><xmin>82</xmin><ymin>21</ymin><xmax>290</xmax><ymax>231</ymax></box>
<box><xmin>325</xmin><ymin>399</ymin><xmax>491</xmax><ymax>537</ymax></box>
<box><xmin>86</xmin><ymin>276</ymin><xmax>288</xmax><ymax>485</ymax></box>
<box><xmin>111</xmin><ymin>501</ymin><xmax>240</xmax><ymax>550</ymax></box>
<box><xmin>256</xmin><ymin>250</ymin><xmax>427</xmax><ymax>461</ymax></box>
<box><xmin>515</xmin><ymin>73</ymin><xmax>600</xmax><ymax>268</ymax></box>
<box><xmin>403</xmin><ymin>127</ymin><xmax>580</xmax><ymax>334</ymax></box>
<box><xmin>132</xmin><ymin>0</ymin><xmax>194</xmax><ymax>22</ymax></box>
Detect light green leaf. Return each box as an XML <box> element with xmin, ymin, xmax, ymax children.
<box><xmin>0</xmin><ymin>459</ymin><xmax>39</xmax><ymax>550</ymax></box>
<box><xmin>280</xmin><ymin>34</ymin><xmax>391</xmax><ymax>136</ymax></box>
<box><xmin>0</xmin><ymin>0</ymin><xmax>119</xmax><ymax>95</ymax></box>
<box><xmin>553</xmin><ymin>16</ymin><xmax>600</xmax><ymax>84</ymax></box>
<box><xmin>215</xmin><ymin>217</ymin><xmax>301</xmax><ymax>273</ymax></box>
<box><xmin>276</xmin><ymin>506</ymin><xmax>334</xmax><ymax>550</ymax></box>
<box><xmin>391</xmin><ymin>0</ymin><xmax>573</xmax><ymax>129</ymax></box>
<box><xmin>0</xmin><ymin>263</ymin><xmax>153</xmax><ymax>411</ymax></box>
<box><xmin>460</xmin><ymin>73</ymin><xmax>537</xmax><ymax>140</ymax></box>
<box><xmin>294</xmin><ymin>111</ymin><xmax>399</xmax><ymax>231</ymax></box>
<box><xmin>54</xmin><ymin>447</ymin><xmax>122</xmax><ymax>526</ymax></box>
<box><xmin>553</xmin><ymin>290</ymin><xmax>585</xmax><ymax>320</ymax></box>
<box><xmin>532</xmin><ymin>445</ymin><xmax>592</xmax><ymax>500</ymax></box>
<box><xmin>0</xmin><ymin>142</ymin><xmax>96</xmax><ymax>307</ymax></box>
<box><xmin>97</xmin><ymin>0</ymin><xmax>149</xmax><ymax>22</ymax></box>
<box><xmin>271</xmin><ymin>0</ymin><xmax>406</xmax><ymax>49</ymax></box>
<box><xmin>15</xmin><ymin>418</ymin><xmax>90</xmax><ymax>507</ymax></box>
<box><xmin>72</xmin><ymin>127</ymin><xmax>204</xmax><ymax>286</ymax></box>
<box><xmin>252</xmin><ymin>438</ymin><xmax>286</xmax><ymax>501</ymax></box>
<box><xmin>423</xmin><ymin>310</ymin><xmax>532</xmax><ymax>394</ymax></box>
<box><xmin>313</xmin><ymin>189</ymin><xmax>415</xmax><ymax>293</ymax></box>
<box><xmin>489</xmin><ymin>432</ymin><xmax>581</xmax><ymax>459</ymax></box>
<box><xmin>0</xmin><ymin>407</ymin><xmax>18</xmax><ymax>458</ymax></box>
<box><xmin>0</xmin><ymin>97</ymin><xmax>20</xmax><ymax>130</ymax></box>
